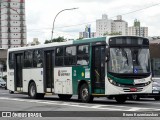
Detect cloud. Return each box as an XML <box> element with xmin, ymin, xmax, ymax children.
<box><xmin>25</xmin><ymin>0</ymin><xmax>160</xmax><ymax>43</ymax></box>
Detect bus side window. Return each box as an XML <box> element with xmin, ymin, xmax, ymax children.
<box><xmin>33</xmin><ymin>50</ymin><xmax>43</xmax><ymax>68</ymax></box>
<box><xmin>9</xmin><ymin>52</ymin><xmax>14</xmax><ymax>69</ymax></box>
<box><xmin>24</xmin><ymin>51</ymin><xmax>33</xmax><ymax>68</ymax></box>
<box><xmin>77</xmin><ymin>45</ymin><xmax>89</xmax><ymax>65</ymax></box>
<box><xmin>55</xmin><ymin>47</ymin><xmax>64</xmax><ymax>66</ymax></box>
<box><xmin>64</xmin><ymin>46</ymin><xmax>76</xmax><ymax>66</ymax></box>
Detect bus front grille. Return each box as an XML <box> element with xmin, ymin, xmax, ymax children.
<box><xmin>123</xmin><ymin>87</ymin><xmax>143</xmax><ymax>92</ymax></box>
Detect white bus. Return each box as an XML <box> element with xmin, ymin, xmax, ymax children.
<box><xmin>7</xmin><ymin>36</ymin><xmax>152</xmax><ymax>103</ymax></box>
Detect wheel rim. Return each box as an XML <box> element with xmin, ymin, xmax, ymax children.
<box><xmin>82</xmin><ymin>88</ymin><xmax>88</xmax><ymax>100</ymax></box>
<box><xmin>30</xmin><ymin>85</ymin><xmax>36</xmax><ymax>97</ymax></box>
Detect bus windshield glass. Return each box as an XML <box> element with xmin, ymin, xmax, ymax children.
<box><xmin>108</xmin><ymin>48</ymin><xmax>150</xmax><ymax>74</ymax></box>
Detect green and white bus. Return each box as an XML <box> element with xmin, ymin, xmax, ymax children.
<box><xmin>7</xmin><ymin>36</ymin><xmax>152</xmax><ymax>103</ymax></box>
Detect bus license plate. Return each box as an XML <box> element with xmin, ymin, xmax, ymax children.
<box><xmin>130</xmin><ymin>88</ymin><xmax>137</xmax><ymax>92</ymax></box>
<box><xmin>152</xmin><ymin>91</ymin><xmax>159</xmax><ymax>94</ymax></box>
<box><xmin>134</xmin><ymin>79</ymin><xmax>145</xmax><ymax>84</ymax></box>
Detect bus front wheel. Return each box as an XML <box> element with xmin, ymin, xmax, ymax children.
<box><xmin>9</xmin><ymin>90</ymin><xmax>14</xmax><ymax>94</ymax></box>
<box><xmin>115</xmin><ymin>96</ymin><xmax>127</xmax><ymax>103</ymax></box>
<box><xmin>29</xmin><ymin>82</ymin><xmax>37</xmax><ymax>99</ymax></box>
<box><xmin>80</xmin><ymin>84</ymin><xmax>93</xmax><ymax>103</ymax></box>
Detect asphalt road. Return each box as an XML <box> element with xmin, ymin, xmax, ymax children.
<box><xmin>0</xmin><ymin>88</ymin><xmax>160</xmax><ymax>120</ymax></box>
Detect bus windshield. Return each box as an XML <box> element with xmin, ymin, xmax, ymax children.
<box><xmin>108</xmin><ymin>48</ymin><xmax>150</xmax><ymax>74</ymax></box>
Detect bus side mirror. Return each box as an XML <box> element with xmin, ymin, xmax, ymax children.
<box><xmin>105</xmin><ymin>46</ymin><xmax>109</xmax><ymax>62</ymax></box>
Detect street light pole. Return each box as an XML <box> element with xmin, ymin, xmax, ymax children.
<box><xmin>51</xmin><ymin>8</ymin><xmax>78</xmax><ymax>40</ymax></box>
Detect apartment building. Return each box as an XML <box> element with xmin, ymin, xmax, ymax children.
<box><xmin>0</xmin><ymin>0</ymin><xmax>26</xmax><ymax>49</ymax></box>
<box><xmin>96</xmin><ymin>14</ymin><xmax>128</xmax><ymax>37</ymax></box>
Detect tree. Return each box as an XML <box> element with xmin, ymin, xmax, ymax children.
<box><xmin>77</xmin><ymin>37</ymin><xmax>83</xmax><ymax>40</ymax></box>
<box><xmin>35</xmin><ymin>40</ymin><xmax>40</xmax><ymax>45</ymax></box>
<box><xmin>44</xmin><ymin>36</ymin><xmax>65</xmax><ymax>44</ymax></box>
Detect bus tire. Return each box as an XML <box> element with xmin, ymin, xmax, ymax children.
<box><xmin>80</xmin><ymin>84</ymin><xmax>93</xmax><ymax>103</ymax></box>
<box><xmin>154</xmin><ymin>96</ymin><xmax>160</xmax><ymax>101</ymax></box>
<box><xmin>115</xmin><ymin>96</ymin><xmax>127</xmax><ymax>103</ymax></box>
<box><xmin>9</xmin><ymin>90</ymin><xmax>14</xmax><ymax>94</ymax></box>
<box><xmin>28</xmin><ymin>82</ymin><xmax>37</xmax><ymax>99</ymax></box>
<box><xmin>58</xmin><ymin>94</ymin><xmax>72</xmax><ymax>100</ymax></box>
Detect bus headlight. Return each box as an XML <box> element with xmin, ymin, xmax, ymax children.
<box><xmin>144</xmin><ymin>81</ymin><xmax>151</xmax><ymax>86</ymax></box>
<box><xmin>108</xmin><ymin>78</ymin><xmax>121</xmax><ymax>87</ymax></box>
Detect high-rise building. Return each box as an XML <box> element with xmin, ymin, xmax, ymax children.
<box><xmin>0</xmin><ymin>0</ymin><xmax>26</xmax><ymax>49</ymax></box>
<box><xmin>79</xmin><ymin>25</ymin><xmax>95</xmax><ymax>39</ymax></box>
<box><xmin>128</xmin><ymin>19</ymin><xmax>148</xmax><ymax>37</ymax></box>
<box><xmin>113</xmin><ymin>15</ymin><xmax>128</xmax><ymax>35</ymax></box>
<box><xmin>96</xmin><ymin>14</ymin><xmax>113</xmax><ymax>37</ymax></box>
<box><xmin>96</xmin><ymin>14</ymin><xmax>128</xmax><ymax>37</ymax></box>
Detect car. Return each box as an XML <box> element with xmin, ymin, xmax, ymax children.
<box><xmin>0</xmin><ymin>78</ymin><xmax>7</xmax><ymax>89</ymax></box>
<box><xmin>131</xmin><ymin>78</ymin><xmax>160</xmax><ymax>101</ymax></box>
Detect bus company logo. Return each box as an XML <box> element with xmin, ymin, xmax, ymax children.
<box><xmin>2</xmin><ymin>112</ymin><xmax>11</xmax><ymax>117</ymax></box>
<box><xmin>58</xmin><ymin>70</ymin><xmax>70</xmax><ymax>76</ymax></box>
<box><xmin>58</xmin><ymin>70</ymin><xmax>60</xmax><ymax>76</ymax></box>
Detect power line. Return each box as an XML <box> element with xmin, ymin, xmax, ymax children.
<box><xmin>110</xmin><ymin>2</ymin><xmax>160</xmax><ymax>18</ymax></box>
<box><xmin>55</xmin><ymin>2</ymin><xmax>160</xmax><ymax>29</ymax></box>
<box><xmin>27</xmin><ymin>2</ymin><xmax>160</xmax><ymax>31</ymax></box>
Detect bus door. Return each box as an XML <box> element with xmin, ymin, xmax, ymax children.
<box><xmin>44</xmin><ymin>50</ymin><xmax>54</xmax><ymax>93</ymax></box>
<box><xmin>92</xmin><ymin>45</ymin><xmax>105</xmax><ymax>92</ymax></box>
<box><xmin>15</xmin><ymin>53</ymin><xmax>23</xmax><ymax>92</ymax></box>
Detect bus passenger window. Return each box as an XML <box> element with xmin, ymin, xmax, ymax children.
<box><xmin>77</xmin><ymin>55</ymin><xmax>89</xmax><ymax>65</ymax></box>
<box><xmin>33</xmin><ymin>50</ymin><xmax>43</xmax><ymax>68</ymax></box>
<box><xmin>64</xmin><ymin>46</ymin><xmax>76</xmax><ymax>66</ymax></box>
<box><xmin>55</xmin><ymin>57</ymin><xmax>63</xmax><ymax>66</ymax></box>
<box><xmin>55</xmin><ymin>47</ymin><xmax>64</xmax><ymax>66</ymax></box>
<box><xmin>77</xmin><ymin>45</ymin><xmax>89</xmax><ymax>66</ymax></box>
<box><xmin>9</xmin><ymin>53</ymin><xmax>14</xmax><ymax>69</ymax></box>
<box><xmin>56</xmin><ymin>47</ymin><xmax>63</xmax><ymax>56</ymax></box>
<box><xmin>24</xmin><ymin>51</ymin><xmax>33</xmax><ymax>68</ymax></box>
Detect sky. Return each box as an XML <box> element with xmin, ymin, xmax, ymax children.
<box><xmin>25</xmin><ymin>0</ymin><xmax>160</xmax><ymax>43</ymax></box>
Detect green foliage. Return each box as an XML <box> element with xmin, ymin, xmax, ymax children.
<box><xmin>77</xmin><ymin>37</ymin><xmax>83</xmax><ymax>40</ymax></box>
<box><xmin>44</xmin><ymin>36</ymin><xmax>65</xmax><ymax>44</ymax></box>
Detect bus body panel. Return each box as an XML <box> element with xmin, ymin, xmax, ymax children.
<box><xmin>7</xmin><ymin>69</ymin><xmax>15</xmax><ymax>91</ymax></box>
<box><xmin>72</xmin><ymin>66</ymin><xmax>91</xmax><ymax>95</ymax></box>
<box><xmin>105</xmin><ymin>75</ymin><xmax>152</xmax><ymax>95</ymax></box>
<box><xmin>54</xmin><ymin>67</ymin><xmax>73</xmax><ymax>94</ymax></box>
<box><xmin>23</xmin><ymin>68</ymin><xmax>44</xmax><ymax>93</ymax></box>
<box><xmin>6</xmin><ymin>36</ymin><xmax>152</xmax><ymax>102</ymax></box>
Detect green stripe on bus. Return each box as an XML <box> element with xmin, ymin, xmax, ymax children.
<box><xmin>107</xmin><ymin>73</ymin><xmax>134</xmax><ymax>84</ymax></box>
<box><xmin>73</xmin><ymin>37</ymin><xmax>106</xmax><ymax>44</ymax></box>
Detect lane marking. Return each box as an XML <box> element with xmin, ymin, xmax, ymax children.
<box><xmin>129</xmin><ymin>100</ymin><xmax>160</xmax><ymax>105</ymax></box>
<box><xmin>0</xmin><ymin>93</ymin><xmax>8</xmax><ymax>95</ymax></box>
<box><xmin>0</xmin><ymin>97</ymin><xmax>160</xmax><ymax>111</ymax></box>
<box><xmin>0</xmin><ymin>97</ymin><xmax>122</xmax><ymax>111</ymax></box>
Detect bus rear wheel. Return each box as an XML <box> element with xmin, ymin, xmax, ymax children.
<box><xmin>80</xmin><ymin>84</ymin><xmax>93</xmax><ymax>103</ymax></box>
<box><xmin>115</xmin><ymin>96</ymin><xmax>127</xmax><ymax>103</ymax></box>
<box><xmin>29</xmin><ymin>82</ymin><xmax>37</xmax><ymax>99</ymax></box>
<box><xmin>58</xmin><ymin>94</ymin><xmax>72</xmax><ymax>100</ymax></box>
<box><xmin>9</xmin><ymin>90</ymin><xmax>14</xmax><ymax>94</ymax></box>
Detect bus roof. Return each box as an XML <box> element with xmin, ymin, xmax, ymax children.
<box><xmin>8</xmin><ymin>36</ymin><xmax>107</xmax><ymax>52</ymax></box>
<box><xmin>8</xmin><ymin>35</ymin><xmax>148</xmax><ymax>52</ymax></box>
